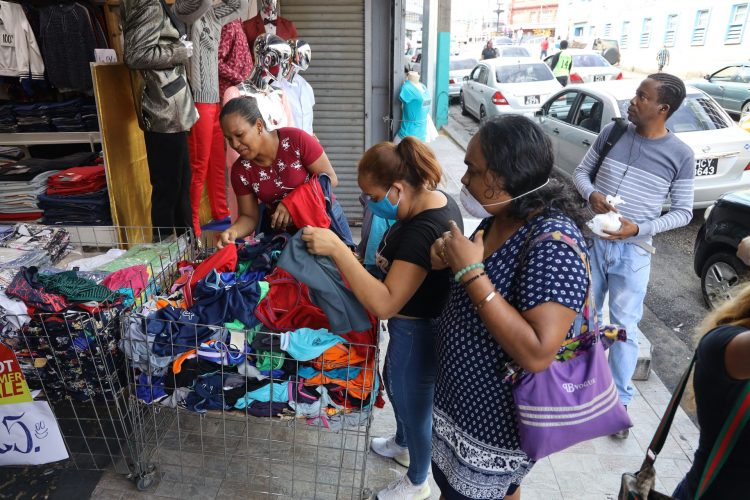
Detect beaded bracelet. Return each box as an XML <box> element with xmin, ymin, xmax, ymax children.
<box><xmin>461</xmin><ymin>271</ymin><xmax>487</xmax><ymax>288</ymax></box>
<box><xmin>454</xmin><ymin>263</ymin><xmax>485</xmax><ymax>283</ymax></box>
<box><xmin>475</xmin><ymin>290</ymin><xmax>497</xmax><ymax>311</ymax></box>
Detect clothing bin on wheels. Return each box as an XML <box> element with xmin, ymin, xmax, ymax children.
<box><xmin>0</xmin><ymin>225</ymin><xmax>195</xmax><ymax>490</ymax></box>
<box><xmin>120</xmin><ymin>230</ymin><xmax>380</xmax><ymax>499</ymax></box>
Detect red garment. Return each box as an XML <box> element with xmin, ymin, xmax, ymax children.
<box><xmin>188</xmin><ymin>103</ymin><xmax>229</xmax><ymax>236</ymax></box>
<box><xmin>541</xmin><ymin>38</ymin><xmax>549</xmax><ymax>50</ymax></box>
<box><xmin>230</xmin><ymin>127</ymin><xmax>324</xmax><ymax>203</ymax></box>
<box><xmin>47</xmin><ymin>166</ymin><xmax>106</xmax><ymax>196</ymax></box>
<box><xmin>280</xmin><ymin>175</ymin><xmax>329</xmax><ymax>229</ymax></box>
<box><xmin>218</xmin><ymin>20</ymin><xmax>252</xmax><ymax>99</ymax></box>
<box><xmin>102</xmin><ymin>265</ymin><xmax>149</xmax><ymax>296</ymax></box>
<box><xmin>0</xmin><ymin>212</ymin><xmax>42</xmax><ymax>221</ymax></box>
<box><xmin>254</xmin><ymin>268</ymin><xmax>330</xmax><ymax>332</ymax></box>
<box><xmin>172</xmin><ymin>244</ymin><xmax>238</xmax><ymax>305</ymax></box>
<box><xmin>242</xmin><ymin>15</ymin><xmax>298</xmax><ymax>59</ymax></box>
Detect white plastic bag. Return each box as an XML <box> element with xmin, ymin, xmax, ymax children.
<box><xmin>587</xmin><ymin>195</ymin><xmax>625</xmax><ymax>237</ymax></box>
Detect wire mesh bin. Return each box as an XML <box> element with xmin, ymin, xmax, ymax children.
<box><xmin>0</xmin><ymin>225</ymin><xmax>194</xmax><ymax>484</ymax></box>
<box><xmin>121</xmin><ymin>301</ymin><xmax>381</xmax><ymax>498</ymax></box>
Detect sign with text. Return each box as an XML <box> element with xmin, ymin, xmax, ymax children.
<box><xmin>0</xmin><ymin>343</ymin><xmax>31</xmax><ymax>405</ymax></box>
<box><xmin>0</xmin><ymin>401</ymin><xmax>68</xmax><ymax>465</ymax></box>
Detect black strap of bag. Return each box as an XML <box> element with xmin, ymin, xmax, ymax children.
<box><xmin>591</xmin><ymin>117</ymin><xmax>628</xmax><ymax>182</ymax></box>
<box><xmin>159</xmin><ymin>0</ymin><xmax>187</xmax><ymax>38</ymax></box>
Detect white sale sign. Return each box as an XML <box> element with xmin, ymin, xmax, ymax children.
<box><xmin>0</xmin><ymin>401</ymin><xmax>68</xmax><ymax>465</ymax></box>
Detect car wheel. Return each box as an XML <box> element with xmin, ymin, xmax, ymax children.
<box><xmin>701</xmin><ymin>252</ymin><xmax>747</xmax><ymax>309</ymax></box>
<box><xmin>742</xmin><ymin>101</ymin><xmax>750</xmax><ymax>117</ymax></box>
<box><xmin>460</xmin><ymin>92</ymin><xmax>468</xmax><ymax>116</ymax></box>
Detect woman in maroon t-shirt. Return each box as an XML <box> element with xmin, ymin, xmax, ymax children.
<box><xmin>218</xmin><ymin>96</ymin><xmax>337</xmax><ymax>247</ymax></box>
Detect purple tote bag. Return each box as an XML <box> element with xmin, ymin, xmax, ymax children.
<box><xmin>509</xmin><ymin>229</ymin><xmax>631</xmax><ymax>460</ymax></box>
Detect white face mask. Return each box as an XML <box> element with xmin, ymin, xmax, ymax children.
<box><xmin>460</xmin><ymin>179</ymin><xmax>551</xmax><ymax>219</ymax></box>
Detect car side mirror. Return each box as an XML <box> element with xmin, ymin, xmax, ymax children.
<box><xmin>463</xmin><ymin>76</ymin><xmax>469</xmax><ymax>82</ymax></box>
<box><xmin>704</xmin><ymin>74</ymin><xmax>711</xmax><ymax>80</ymax></box>
<box><xmin>535</xmin><ymin>108</ymin><xmax>546</xmax><ymax>123</ymax></box>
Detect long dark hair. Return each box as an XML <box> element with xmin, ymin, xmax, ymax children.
<box><xmin>478</xmin><ymin>114</ymin><xmax>587</xmax><ymax>227</ymax></box>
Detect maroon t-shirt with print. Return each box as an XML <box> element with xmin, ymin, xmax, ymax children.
<box><xmin>230</xmin><ymin>127</ymin><xmax>324</xmax><ymax>203</ymax></box>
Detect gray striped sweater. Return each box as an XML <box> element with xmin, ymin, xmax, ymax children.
<box><xmin>174</xmin><ymin>0</ymin><xmax>241</xmax><ymax>103</ymax></box>
<box><xmin>574</xmin><ymin>122</ymin><xmax>695</xmax><ymax>243</ymax></box>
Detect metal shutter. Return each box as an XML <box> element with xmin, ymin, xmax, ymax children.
<box><xmin>283</xmin><ymin>0</ymin><xmax>366</xmax><ymax>220</ymax></box>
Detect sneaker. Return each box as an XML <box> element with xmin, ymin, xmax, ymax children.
<box><xmin>371</xmin><ymin>436</ymin><xmax>410</xmax><ymax>467</ymax></box>
<box><xmin>611</xmin><ymin>405</ymin><xmax>629</xmax><ymax>439</ymax></box>
<box><xmin>377</xmin><ymin>475</ymin><xmax>431</xmax><ymax>500</ymax></box>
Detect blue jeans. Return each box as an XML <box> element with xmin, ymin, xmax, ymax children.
<box><xmin>590</xmin><ymin>238</ymin><xmax>652</xmax><ymax>406</ymax></box>
<box><xmin>384</xmin><ymin>317</ymin><xmax>437</xmax><ymax>485</ymax></box>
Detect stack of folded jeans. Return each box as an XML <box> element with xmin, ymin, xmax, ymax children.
<box><xmin>4</xmin><ymin>99</ymin><xmax>99</xmax><ymax>133</ymax></box>
<box><xmin>39</xmin><ymin>165</ymin><xmax>111</xmax><ymax>225</ymax></box>
<box><xmin>0</xmin><ymin>103</ymin><xmax>16</xmax><ymax>133</ymax></box>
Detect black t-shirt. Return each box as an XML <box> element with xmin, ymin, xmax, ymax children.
<box><xmin>684</xmin><ymin>325</ymin><xmax>750</xmax><ymax>498</ymax></box>
<box><xmin>375</xmin><ymin>193</ymin><xmax>462</xmax><ymax>319</ymax></box>
<box><xmin>481</xmin><ymin>47</ymin><xmax>497</xmax><ymax>60</ymax></box>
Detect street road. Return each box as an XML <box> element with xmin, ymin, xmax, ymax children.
<box><xmin>447</xmin><ymin>103</ymin><xmax>707</xmax><ymax>395</ymax></box>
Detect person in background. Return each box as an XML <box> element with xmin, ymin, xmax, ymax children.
<box><xmin>481</xmin><ymin>40</ymin><xmax>497</xmax><ymax>60</ymax></box>
<box><xmin>218</xmin><ymin>96</ymin><xmax>338</xmax><ymax>245</ymax></box>
<box><xmin>656</xmin><ymin>44</ymin><xmax>670</xmax><ymax>72</ymax></box>
<box><xmin>554</xmin><ymin>35</ymin><xmax>561</xmax><ymax>50</ymax></box>
<box><xmin>573</xmin><ymin>74</ymin><xmax>694</xmax><ymax>438</ymax></box>
<box><xmin>549</xmin><ymin>40</ymin><xmax>572</xmax><ymax>86</ymax></box>
<box><xmin>540</xmin><ymin>36</ymin><xmax>549</xmax><ymax>59</ymax></box>
<box><xmin>430</xmin><ymin>115</ymin><xmax>589</xmax><ymax>500</ymax></box>
<box><xmin>671</xmin><ymin>285</ymin><xmax>750</xmax><ymax>499</ymax></box>
<box><xmin>302</xmin><ymin>138</ymin><xmax>462</xmax><ymax>500</ymax></box>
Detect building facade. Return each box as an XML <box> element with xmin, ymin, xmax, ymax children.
<box><xmin>556</xmin><ymin>0</ymin><xmax>750</xmax><ymax>77</ymax></box>
<box><xmin>509</xmin><ymin>0</ymin><xmax>558</xmax><ymax>35</ymax></box>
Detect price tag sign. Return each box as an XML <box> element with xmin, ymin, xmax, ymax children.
<box><xmin>0</xmin><ymin>401</ymin><xmax>69</xmax><ymax>465</ymax></box>
<box><xmin>95</xmin><ymin>49</ymin><xmax>118</xmax><ymax>64</ymax></box>
<box><xmin>0</xmin><ymin>343</ymin><xmax>31</xmax><ymax>405</ymax></box>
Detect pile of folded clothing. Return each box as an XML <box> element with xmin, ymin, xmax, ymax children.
<box><xmin>5</xmin><ymin>99</ymin><xmax>99</xmax><ymax>133</ymax></box>
<box><xmin>0</xmin><ymin>147</ymin><xmax>24</xmax><ymax>168</ymax></box>
<box><xmin>39</xmin><ymin>165</ymin><xmax>112</xmax><ymax>225</ymax></box>
<box><xmin>0</xmin><ymin>223</ymin><xmax>71</xmax><ymax>265</ymax></box>
<box><xmin>0</xmin><ymin>151</ymin><xmax>98</xmax><ymax>221</ymax></box>
<box><xmin>0</xmin><ymin>103</ymin><xmax>16</xmax><ymax>133</ymax></box>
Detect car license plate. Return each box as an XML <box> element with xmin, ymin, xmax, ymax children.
<box><xmin>525</xmin><ymin>95</ymin><xmax>540</xmax><ymax>105</ymax></box>
<box><xmin>593</xmin><ymin>75</ymin><xmax>606</xmax><ymax>82</ymax></box>
<box><xmin>695</xmin><ymin>158</ymin><xmax>718</xmax><ymax>176</ymax></box>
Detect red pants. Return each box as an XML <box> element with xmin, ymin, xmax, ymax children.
<box><xmin>188</xmin><ymin>102</ymin><xmax>230</xmax><ymax>235</ymax></box>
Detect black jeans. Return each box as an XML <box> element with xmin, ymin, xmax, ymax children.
<box><xmin>556</xmin><ymin>75</ymin><xmax>569</xmax><ymax>86</ymax></box>
<box><xmin>143</xmin><ymin>130</ymin><xmax>192</xmax><ymax>238</ymax></box>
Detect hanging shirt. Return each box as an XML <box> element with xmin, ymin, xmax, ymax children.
<box><xmin>230</xmin><ymin>127</ymin><xmax>324</xmax><ymax>203</ymax></box>
<box><xmin>273</xmin><ymin>75</ymin><xmax>315</xmax><ymax>134</ymax></box>
<box><xmin>0</xmin><ymin>1</ymin><xmax>44</xmax><ymax>81</ymax></box>
<box><xmin>397</xmin><ymin>80</ymin><xmax>431</xmax><ymax>142</ymax></box>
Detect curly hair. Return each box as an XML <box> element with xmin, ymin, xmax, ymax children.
<box><xmin>478</xmin><ymin>115</ymin><xmax>588</xmax><ymax>228</ymax></box>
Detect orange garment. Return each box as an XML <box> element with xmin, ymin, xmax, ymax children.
<box><xmin>309</xmin><ymin>343</ymin><xmax>367</xmax><ymax>371</ymax></box>
<box><xmin>304</xmin><ymin>357</ymin><xmax>378</xmax><ymax>401</ymax></box>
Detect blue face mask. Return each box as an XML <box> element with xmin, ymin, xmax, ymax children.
<box><xmin>367</xmin><ymin>187</ymin><xmax>400</xmax><ymax>220</ymax></box>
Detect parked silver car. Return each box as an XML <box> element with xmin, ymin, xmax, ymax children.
<box><xmin>544</xmin><ymin>49</ymin><xmax>622</xmax><ymax>83</ymax></box>
<box><xmin>535</xmin><ymin>80</ymin><xmax>750</xmax><ymax>208</ymax></box>
<box><xmin>460</xmin><ymin>57</ymin><xmax>562</xmax><ymax>120</ymax></box>
<box><xmin>449</xmin><ymin>57</ymin><xmax>478</xmax><ymax>100</ymax></box>
<box><xmin>688</xmin><ymin>63</ymin><xmax>750</xmax><ymax>116</ymax></box>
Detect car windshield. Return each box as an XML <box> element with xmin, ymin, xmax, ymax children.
<box><xmin>572</xmin><ymin>54</ymin><xmax>610</xmax><ymax>67</ymax></box>
<box><xmin>450</xmin><ymin>58</ymin><xmax>478</xmax><ymax>71</ymax></box>
<box><xmin>617</xmin><ymin>95</ymin><xmax>730</xmax><ymax>132</ymax></box>
<box><xmin>498</xmin><ymin>47</ymin><xmax>530</xmax><ymax>57</ymax></box>
<box><xmin>496</xmin><ymin>63</ymin><xmax>553</xmax><ymax>83</ymax></box>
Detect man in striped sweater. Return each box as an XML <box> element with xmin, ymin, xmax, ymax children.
<box><xmin>574</xmin><ymin>74</ymin><xmax>695</xmax><ymax>438</ymax></box>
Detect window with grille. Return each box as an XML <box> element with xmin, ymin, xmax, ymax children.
<box><xmin>604</xmin><ymin>23</ymin><xmax>612</xmax><ymax>37</ymax></box>
<box><xmin>664</xmin><ymin>14</ymin><xmax>678</xmax><ymax>46</ymax></box>
<box><xmin>641</xmin><ymin>17</ymin><xmax>652</xmax><ymax>47</ymax></box>
<box><xmin>692</xmin><ymin>9</ymin><xmax>710</xmax><ymax>45</ymax></box>
<box><xmin>725</xmin><ymin>3</ymin><xmax>748</xmax><ymax>44</ymax></box>
<box><xmin>620</xmin><ymin>21</ymin><xmax>630</xmax><ymax>48</ymax></box>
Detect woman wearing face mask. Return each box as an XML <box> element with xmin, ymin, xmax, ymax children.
<box><xmin>430</xmin><ymin>115</ymin><xmax>588</xmax><ymax>500</ymax></box>
<box><xmin>302</xmin><ymin>137</ymin><xmax>462</xmax><ymax>500</ymax></box>
<box><xmin>218</xmin><ymin>96</ymin><xmax>337</xmax><ymax>247</ymax></box>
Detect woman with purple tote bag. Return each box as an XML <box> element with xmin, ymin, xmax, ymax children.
<box><xmin>430</xmin><ymin>115</ymin><xmax>630</xmax><ymax>500</ymax></box>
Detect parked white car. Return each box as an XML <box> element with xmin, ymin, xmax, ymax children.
<box><xmin>535</xmin><ymin>80</ymin><xmax>750</xmax><ymax>208</ymax></box>
<box><xmin>449</xmin><ymin>57</ymin><xmax>478</xmax><ymax>100</ymax></box>
<box><xmin>460</xmin><ymin>57</ymin><xmax>562</xmax><ymax>120</ymax></box>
